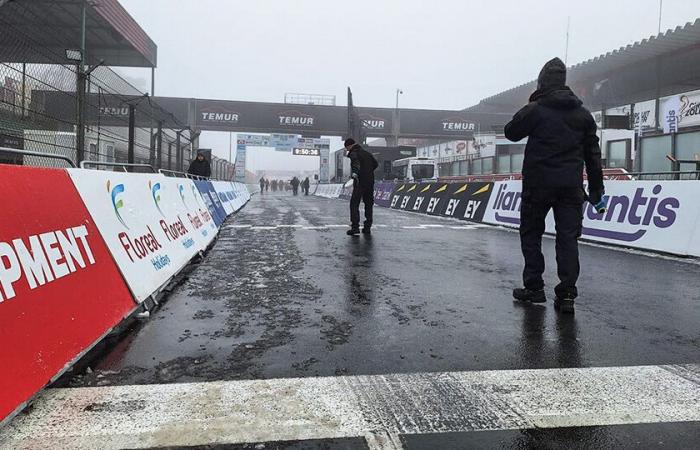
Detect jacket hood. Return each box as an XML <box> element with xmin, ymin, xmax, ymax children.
<box><xmin>534</xmin><ymin>87</ymin><xmax>583</xmax><ymax>110</ymax></box>
<box><xmin>537</xmin><ymin>57</ymin><xmax>566</xmax><ymax>92</ymax></box>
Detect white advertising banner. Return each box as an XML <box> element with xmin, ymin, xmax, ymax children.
<box><xmin>68</xmin><ymin>170</ymin><xmax>203</xmax><ymax>302</ymax></box>
<box><xmin>473</xmin><ymin>134</ymin><xmax>496</xmax><ymax>158</ymax></box>
<box><xmin>633</xmin><ymin>100</ymin><xmax>656</xmax><ymax>130</ymax></box>
<box><xmin>157</xmin><ymin>177</ymin><xmax>218</xmax><ymax>252</ymax></box>
<box><xmin>661</xmin><ymin>89</ymin><xmax>700</xmax><ymax>133</ymax></box>
<box><xmin>212</xmin><ymin>181</ymin><xmax>235</xmax><ymax>216</ymax></box>
<box><xmin>314</xmin><ymin>184</ymin><xmax>343</xmax><ymax>198</ymax></box>
<box><xmin>483</xmin><ymin>180</ymin><xmax>700</xmax><ymax>256</ymax></box>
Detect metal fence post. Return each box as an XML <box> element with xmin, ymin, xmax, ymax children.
<box><xmin>176</xmin><ymin>130</ymin><xmax>182</xmax><ymax>171</ymax></box>
<box><xmin>127</xmin><ymin>104</ymin><xmax>135</xmax><ymax>168</ymax></box>
<box><xmin>156</xmin><ymin>121</ymin><xmax>163</xmax><ymax>169</ymax></box>
<box><xmin>167</xmin><ymin>141</ymin><xmax>172</xmax><ymax>170</ymax></box>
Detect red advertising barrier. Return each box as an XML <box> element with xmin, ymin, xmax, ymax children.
<box><xmin>0</xmin><ymin>165</ymin><xmax>137</xmax><ymax>423</ymax></box>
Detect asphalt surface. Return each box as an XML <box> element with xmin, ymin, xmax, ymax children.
<box><xmin>58</xmin><ymin>191</ymin><xmax>700</xmax><ymax>448</ymax></box>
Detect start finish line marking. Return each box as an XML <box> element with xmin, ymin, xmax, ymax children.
<box><xmin>1</xmin><ymin>364</ymin><xmax>698</xmax><ymax>449</ymax></box>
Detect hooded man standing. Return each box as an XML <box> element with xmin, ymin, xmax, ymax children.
<box><xmin>344</xmin><ymin>138</ymin><xmax>379</xmax><ymax>236</ymax></box>
<box><xmin>187</xmin><ymin>151</ymin><xmax>212</xmax><ymax>178</ymax></box>
<box><xmin>504</xmin><ymin>58</ymin><xmax>604</xmax><ymax>314</ymax></box>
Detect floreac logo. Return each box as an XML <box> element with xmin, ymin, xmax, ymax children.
<box><xmin>107</xmin><ymin>180</ymin><xmax>128</xmax><ymax>229</ymax></box>
<box><xmin>278</xmin><ymin>110</ymin><xmax>314</xmax><ymax>127</ymax></box>
<box><xmin>441</xmin><ymin>117</ymin><xmax>476</xmax><ymax>131</ymax></box>
<box><xmin>200</xmin><ymin>107</ymin><xmax>240</xmax><ymax>123</ymax></box>
<box><xmin>149</xmin><ymin>181</ymin><xmax>165</xmax><ymax>217</ymax></box>
<box><xmin>492</xmin><ymin>184</ymin><xmax>680</xmax><ymax>242</ymax></box>
<box><xmin>361</xmin><ymin>114</ymin><xmax>386</xmax><ymax>130</ymax></box>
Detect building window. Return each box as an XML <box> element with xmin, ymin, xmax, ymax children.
<box><xmin>606</xmin><ymin>139</ymin><xmax>630</xmax><ymax>169</ymax></box>
<box><xmin>675</xmin><ymin>131</ymin><xmax>700</xmax><ymax>171</ymax></box>
<box><xmin>640</xmin><ymin>135</ymin><xmax>672</xmax><ymax>172</ymax></box>
<box><xmin>497</xmin><ymin>154</ymin><xmax>510</xmax><ymax>173</ymax></box>
<box><xmin>482</xmin><ymin>157</ymin><xmax>493</xmax><ymax>174</ymax></box>
<box><xmin>511</xmin><ymin>153</ymin><xmax>524</xmax><ymax>173</ymax></box>
<box><xmin>450</xmin><ymin>161</ymin><xmax>460</xmax><ymax>176</ymax></box>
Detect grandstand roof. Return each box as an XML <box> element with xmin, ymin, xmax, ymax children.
<box><xmin>0</xmin><ymin>0</ymin><xmax>157</xmax><ymax>67</ymax></box>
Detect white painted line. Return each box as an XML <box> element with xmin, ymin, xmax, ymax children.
<box><xmin>2</xmin><ymin>364</ymin><xmax>698</xmax><ymax>449</ymax></box>
<box><xmin>250</xmin><ymin>226</ymin><xmax>279</xmax><ymax>230</ymax></box>
<box><xmin>449</xmin><ymin>226</ymin><xmax>477</xmax><ymax>230</ymax></box>
<box><xmin>230</xmin><ymin>224</ymin><xmax>252</xmax><ymax>228</ymax></box>
<box><xmin>419</xmin><ymin>224</ymin><xmax>445</xmax><ymax>228</ymax></box>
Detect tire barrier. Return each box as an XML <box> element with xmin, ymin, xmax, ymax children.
<box><xmin>0</xmin><ymin>164</ymin><xmax>250</xmax><ymax>424</ymax></box>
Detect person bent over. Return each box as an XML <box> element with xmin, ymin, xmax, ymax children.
<box><xmin>344</xmin><ymin>138</ymin><xmax>378</xmax><ymax>236</ymax></box>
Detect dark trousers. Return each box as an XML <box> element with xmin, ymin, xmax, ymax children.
<box><xmin>520</xmin><ymin>187</ymin><xmax>584</xmax><ymax>298</ymax></box>
<box><xmin>350</xmin><ymin>183</ymin><xmax>374</xmax><ymax>229</ymax></box>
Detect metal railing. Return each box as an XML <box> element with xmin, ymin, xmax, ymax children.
<box><xmin>626</xmin><ymin>171</ymin><xmax>700</xmax><ymax>181</ymax></box>
<box><xmin>0</xmin><ymin>146</ymin><xmax>75</xmax><ymax>167</ymax></box>
<box><xmin>79</xmin><ymin>161</ymin><xmax>156</xmax><ymax>173</ymax></box>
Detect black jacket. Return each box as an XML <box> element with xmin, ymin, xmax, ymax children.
<box><xmin>504</xmin><ymin>58</ymin><xmax>603</xmax><ymax>192</ymax></box>
<box><xmin>188</xmin><ymin>158</ymin><xmax>211</xmax><ymax>178</ymax></box>
<box><xmin>347</xmin><ymin>144</ymin><xmax>379</xmax><ymax>187</ymax></box>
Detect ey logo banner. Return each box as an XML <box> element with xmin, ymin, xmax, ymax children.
<box><xmin>107</xmin><ymin>180</ymin><xmax>128</xmax><ymax>229</ymax></box>
<box><xmin>149</xmin><ymin>181</ymin><xmax>165</xmax><ymax>217</ymax></box>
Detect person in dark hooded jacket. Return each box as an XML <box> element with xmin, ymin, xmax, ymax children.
<box><xmin>344</xmin><ymin>138</ymin><xmax>379</xmax><ymax>235</ymax></box>
<box><xmin>187</xmin><ymin>152</ymin><xmax>212</xmax><ymax>178</ymax></box>
<box><xmin>505</xmin><ymin>57</ymin><xmax>604</xmax><ymax>314</ymax></box>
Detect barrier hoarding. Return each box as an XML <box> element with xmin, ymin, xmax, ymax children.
<box><xmin>389</xmin><ymin>182</ymin><xmax>494</xmax><ymax>222</ymax></box>
<box><xmin>68</xmin><ymin>170</ymin><xmax>202</xmax><ymax>302</ymax></box>
<box><xmin>0</xmin><ymin>165</ymin><xmax>136</xmax><ymax>423</ymax></box>
<box><xmin>374</xmin><ymin>181</ymin><xmax>397</xmax><ymax>207</ymax></box>
<box><xmin>194</xmin><ymin>180</ymin><xmax>227</xmax><ymax>226</ymax></box>
<box><xmin>315</xmin><ymin>184</ymin><xmax>344</xmax><ymax>198</ymax></box>
<box><xmin>212</xmin><ymin>181</ymin><xmax>234</xmax><ymax>216</ymax></box>
<box><xmin>157</xmin><ymin>177</ymin><xmax>218</xmax><ymax>252</ymax></box>
<box><xmin>483</xmin><ymin>180</ymin><xmax>700</xmax><ymax>256</ymax></box>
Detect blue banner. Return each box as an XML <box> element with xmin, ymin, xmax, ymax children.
<box><xmin>194</xmin><ymin>180</ymin><xmax>227</xmax><ymax>226</ymax></box>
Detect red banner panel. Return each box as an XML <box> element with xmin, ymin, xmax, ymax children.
<box><xmin>0</xmin><ymin>165</ymin><xmax>136</xmax><ymax>422</ymax></box>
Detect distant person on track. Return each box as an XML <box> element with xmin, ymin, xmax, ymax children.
<box><xmin>291</xmin><ymin>176</ymin><xmax>300</xmax><ymax>196</ymax></box>
<box><xmin>259</xmin><ymin>177</ymin><xmax>265</xmax><ymax>193</ymax></box>
<box><xmin>187</xmin><ymin>151</ymin><xmax>211</xmax><ymax>178</ymax></box>
<box><xmin>344</xmin><ymin>138</ymin><xmax>378</xmax><ymax>236</ymax></box>
<box><xmin>302</xmin><ymin>177</ymin><xmax>310</xmax><ymax>196</ymax></box>
<box><xmin>265</xmin><ymin>179</ymin><xmax>270</xmax><ymax>192</ymax></box>
<box><xmin>504</xmin><ymin>57</ymin><xmax>604</xmax><ymax>314</ymax></box>
<box><xmin>272</xmin><ymin>180</ymin><xmax>278</xmax><ymax>192</ymax></box>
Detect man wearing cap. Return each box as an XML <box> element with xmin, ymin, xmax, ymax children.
<box><xmin>504</xmin><ymin>58</ymin><xmax>604</xmax><ymax>314</ymax></box>
<box><xmin>344</xmin><ymin>138</ymin><xmax>379</xmax><ymax>236</ymax></box>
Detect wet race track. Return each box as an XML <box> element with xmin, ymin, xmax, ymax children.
<box><xmin>3</xmin><ymin>191</ymin><xmax>700</xmax><ymax>449</ymax></box>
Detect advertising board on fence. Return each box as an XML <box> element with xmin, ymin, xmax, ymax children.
<box><xmin>212</xmin><ymin>181</ymin><xmax>235</xmax><ymax>216</ymax></box>
<box><xmin>374</xmin><ymin>181</ymin><xmax>397</xmax><ymax>207</ymax></box>
<box><xmin>389</xmin><ymin>182</ymin><xmax>494</xmax><ymax>221</ymax></box>
<box><xmin>0</xmin><ymin>166</ymin><xmax>136</xmax><ymax>423</ymax></box>
<box><xmin>483</xmin><ymin>180</ymin><xmax>700</xmax><ymax>256</ymax></box>
<box><xmin>194</xmin><ymin>180</ymin><xmax>228</xmax><ymax>226</ymax></box>
<box><xmin>68</xmin><ymin>170</ymin><xmax>202</xmax><ymax>302</ymax></box>
<box><xmin>157</xmin><ymin>177</ymin><xmax>218</xmax><ymax>252</ymax></box>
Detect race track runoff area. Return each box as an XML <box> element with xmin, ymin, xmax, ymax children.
<box><xmin>2</xmin><ymin>192</ymin><xmax>699</xmax><ymax>449</ymax></box>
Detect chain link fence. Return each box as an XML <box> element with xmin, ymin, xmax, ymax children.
<box><xmin>0</xmin><ymin>2</ymin><xmax>235</xmax><ymax>180</ymax></box>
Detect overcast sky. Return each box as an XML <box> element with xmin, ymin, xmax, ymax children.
<box><xmin>117</xmin><ymin>0</ymin><xmax>700</xmax><ymax>170</ymax></box>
